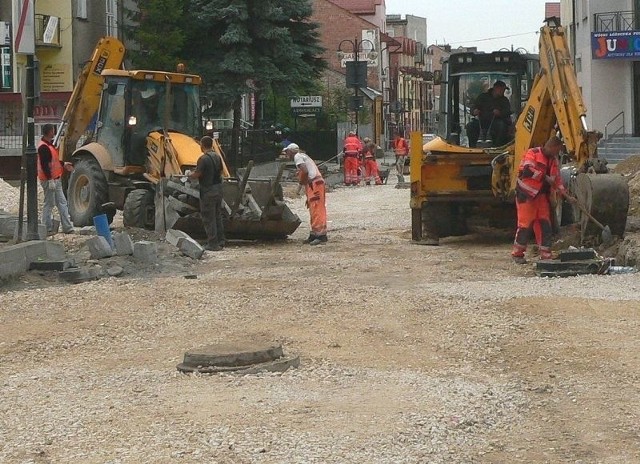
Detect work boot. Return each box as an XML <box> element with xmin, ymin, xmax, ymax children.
<box><xmin>303</xmin><ymin>235</ymin><xmax>316</xmax><ymax>244</ymax></box>
<box><xmin>512</xmin><ymin>256</ymin><xmax>527</xmax><ymax>265</ymax></box>
<box><xmin>309</xmin><ymin>238</ymin><xmax>325</xmax><ymax>246</ymax></box>
<box><xmin>318</xmin><ymin>235</ymin><xmax>328</xmax><ymax>243</ymax></box>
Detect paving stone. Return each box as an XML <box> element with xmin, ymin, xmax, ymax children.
<box><xmin>113</xmin><ymin>232</ymin><xmax>134</xmax><ymax>256</ymax></box>
<box><xmin>78</xmin><ymin>226</ymin><xmax>97</xmax><ymax>235</ymax></box>
<box><xmin>166</xmin><ymin>229</ymin><xmax>191</xmax><ymax>247</ymax></box>
<box><xmin>133</xmin><ymin>240</ymin><xmax>158</xmax><ymax>263</ymax></box>
<box><xmin>106</xmin><ymin>266</ymin><xmax>124</xmax><ymax>277</ymax></box>
<box><xmin>177</xmin><ymin>236</ymin><xmax>204</xmax><ymax>260</ymax></box>
<box><xmin>86</xmin><ymin>236</ymin><xmax>115</xmax><ymax>259</ymax></box>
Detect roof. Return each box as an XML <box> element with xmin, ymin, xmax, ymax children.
<box><xmin>328</xmin><ymin>0</ymin><xmax>383</xmax><ymax>14</ymax></box>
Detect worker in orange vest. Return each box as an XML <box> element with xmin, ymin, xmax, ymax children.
<box><xmin>37</xmin><ymin>124</ymin><xmax>75</xmax><ymax>234</ymax></box>
<box><xmin>283</xmin><ymin>143</ymin><xmax>328</xmax><ymax>245</ymax></box>
<box><xmin>393</xmin><ymin>133</ymin><xmax>409</xmax><ymax>180</ymax></box>
<box><xmin>511</xmin><ymin>136</ymin><xmax>574</xmax><ymax>263</ymax></box>
<box><xmin>342</xmin><ymin>130</ymin><xmax>362</xmax><ymax>186</ymax></box>
<box><xmin>362</xmin><ymin>137</ymin><xmax>382</xmax><ymax>185</ymax></box>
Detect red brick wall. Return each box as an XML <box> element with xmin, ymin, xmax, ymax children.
<box><xmin>312</xmin><ymin>0</ymin><xmax>380</xmax><ymax>89</ymax></box>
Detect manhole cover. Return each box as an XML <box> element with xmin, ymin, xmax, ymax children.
<box><xmin>177</xmin><ymin>342</ymin><xmax>299</xmax><ymax>374</ymax></box>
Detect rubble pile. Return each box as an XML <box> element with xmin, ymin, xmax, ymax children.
<box><xmin>0</xmin><ymin>178</ymin><xmax>21</xmax><ymax>214</ymax></box>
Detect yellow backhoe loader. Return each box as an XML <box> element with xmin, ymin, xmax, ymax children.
<box><xmin>55</xmin><ymin>37</ymin><xmax>300</xmax><ymax>239</ymax></box>
<box><xmin>410</xmin><ymin>18</ymin><xmax>629</xmax><ymax>245</ymax></box>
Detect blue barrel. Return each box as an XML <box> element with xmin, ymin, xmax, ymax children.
<box><xmin>93</xmin><ymin>214</ymin><xmax>114</xmax><ymax>249</ymax></box>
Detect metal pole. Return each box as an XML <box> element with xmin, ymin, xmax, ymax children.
<box><xmin>25</xmin><ymin>54</ymin><xmax>39</xmax><ymax>240</ymax></box>
<box><xmin>354</xmin><ymin>37</ymin><xmax>359</xmax><ymax>134</ymax></box>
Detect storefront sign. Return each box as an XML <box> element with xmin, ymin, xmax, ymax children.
<box><xmin>592</xmin><ymin>31</ymin><xmax>640</xmax><ymax>59</ymax></box>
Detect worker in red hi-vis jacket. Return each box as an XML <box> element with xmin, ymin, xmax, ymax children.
<box><xmin>362</xmin><ymin>137</ymin><xmax>382</xmax><ymax>185</ymax></box>
<box><xmin>342</xmin><ymin>130</ymin><xmax>362</xmax><ymax>186</ymax></box>
<box><xmin>511</xmin><ymin>136</ymin><xmax>574</xmax><ymax>264</ymax></box>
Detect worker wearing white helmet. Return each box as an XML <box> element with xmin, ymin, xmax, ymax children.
<box><xmin>282</xmin><ymin>143</ymin><xmax>328</xmax><ymax>245</ymax></box>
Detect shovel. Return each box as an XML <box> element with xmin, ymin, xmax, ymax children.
<box><xmin>560</xmin><ymin>190</ymin><xmax>613</xmax><ymax>245</ymax></box>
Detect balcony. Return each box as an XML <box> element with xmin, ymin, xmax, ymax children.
<box><xmin>594</xmin><ymin>10</ymin><xmax>638</xmax><ymax>33</ymax></box>
<box><xmin>35</xmin><ymin>14</ymin><xmax>61</xmax><ymax>48</ymax></box>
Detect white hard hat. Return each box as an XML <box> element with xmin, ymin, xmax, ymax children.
<box><xmin>283</xmin><ymin>143</ymin><xmax>299</xmax><ymax>152</ymax></box>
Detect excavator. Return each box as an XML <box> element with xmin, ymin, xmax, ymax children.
<box><xmin>55</xmin><ymin>37</ymin><xmax>300</xmax><ymax>239</ymax></box>
<box><xmin>410</xmin><ymin>18</ymin><xmax>629</xmax><ymax>245</ymax></box>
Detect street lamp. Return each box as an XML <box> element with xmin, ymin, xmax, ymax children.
<box><xmin>337</xmin><ymin>37</ymin><xmax>377</xmax><ymax>134</ymax></box>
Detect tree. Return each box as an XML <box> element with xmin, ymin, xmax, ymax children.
<box><xmin>123</xmin><ymin>0</ymin><xmax>187</xmax><ymax>71</ymax></box>
<box><xmin>185</xmin><ymin>0</ymin><xmax>326</xmax><ymax>159</ymax></box>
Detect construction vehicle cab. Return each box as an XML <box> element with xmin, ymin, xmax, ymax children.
<box><xmin>438</xmin><ymin>51</ymin><xmax>539</xmax><ymax>147</ymax></box>
<box><xmin>410</xmin><ymin>19</ymin><xmax>629</xmax><ymax>246</ymax></box>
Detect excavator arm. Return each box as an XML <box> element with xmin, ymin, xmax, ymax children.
<box><xmin>510</xmin><ymin>18</ymin><xmax>602</xmax><ymax>191</ymax></box>
<box><xmin>54</xmin><ymin>37</ymin><xmax>126</xmax><ymax>161</ymax></box>
<box><xmin>507</xmin><ymin>18</ymin><xmax>629</xmax><ymax>241</ymax></box>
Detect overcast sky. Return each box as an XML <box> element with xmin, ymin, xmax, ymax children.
<box><xmin>385</xmin><ymin>0</ymin><xmax>552</xmax><ymax>53</ymax></box>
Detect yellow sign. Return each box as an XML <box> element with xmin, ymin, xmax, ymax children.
<box><xmin>41</xmin><ymin>63</ymin><xmax>70</xmax><ymax>92</ymax></box>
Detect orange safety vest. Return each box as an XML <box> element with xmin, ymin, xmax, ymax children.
<box><xmin>343</xmin><ymin>136</ymin><xmax>362</xmax><ymax>155</ymax></box>
<box><xmin>37</xmin><ymin>138</ymin><xmax>63</xmax><ymax>181</ymax></box>
<box><xmin>393</xmin><ymin>137</ymin><xmax>408</xmax><ymax>156</ymax></box>
<box><xmin>516</xmin><ymin>147</ymin><xmax>561</xmax><ymax>198</ymax></box>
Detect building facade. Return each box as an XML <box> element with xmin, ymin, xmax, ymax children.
<box><xmin>561</xmin><ymin>0</ymin><xmax>640</xmax><ymax>136</ymax></box>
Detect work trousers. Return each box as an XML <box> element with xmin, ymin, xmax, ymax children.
<box><xmin>395</xmin><ymin>155</ymin><xmax>407</xmax><ymax>177</ymax></box>
<box><xmin>512</xmin><ymin>194</ymin><xmax>553</xmax><ymax>259</ymax></box>
<box><xmin>364</xmin><ymin>158</ymin><xmax>382</xmax><ymax>185</ymax></box>
<box><xmin>305</xmin><ymin>178</ymin><xmax>327</xmax><ymax>237</ymax></box>
<box><xmin>344</xmin><ymin>155</ymin><xmax>359</xmax><ymax>185</ymax></box>
<box><xmin>40</xmin><ymin>178</ymin><xmax>74</xmax><ymax>233</ymax></box>
<box><xmin>200</xmin><ymin>185</ymin><xmax>225</xmax><ymax>247</ymax></box>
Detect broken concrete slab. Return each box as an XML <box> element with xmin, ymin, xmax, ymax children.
<box><xmin>165</xmin><ymin>229</ymin><xmax>191</xmax><ymax>247</ymax></box>
<box><xmin>112</xmin><ymin>232</ymin><xmax>134</xmax><ymax>256</ymax></box>
<box><xmin>0</xmin><ymin>240</ymin><xmax>66</xmax><ymax>279</ymax></box>
<box><xmin>29</xmin><ymin>259</ymin><xmax>75</xmax><ymax>271</ymax></box>
<box><xmin>59</xmin><ymin>266</ymin><xmax>101</xmax><ymax>284</ymax></box>
<box><xmin>177</xmin><ymin>236</ymin><xmax>204</xmax><ymax>260</ymax></box>
<box><xmin>86</xmin><ymin>236</ymin><xmax>115</xmax><ymax>259</ymax></box>
<box><xmin>133</xmin><ymin>240</ymin><xmax>157</xmax><ymax>264</ymax></box>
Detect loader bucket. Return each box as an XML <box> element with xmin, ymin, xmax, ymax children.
<box><xmin>157</xmin><ymin>162</ymin><xmax>301</xmax><ymax>241</ymax></box>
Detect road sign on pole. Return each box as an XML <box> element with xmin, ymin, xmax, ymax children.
<box><xmin>13</xmin><ymin>0</ymin><xmax>35</xmax><ymax>54</ymax></box>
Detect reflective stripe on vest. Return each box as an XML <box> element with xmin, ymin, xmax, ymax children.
<box><xmin>37</xmin><ymin>139</ymin><xmax>63</xmax><ymax>181</ymax></box>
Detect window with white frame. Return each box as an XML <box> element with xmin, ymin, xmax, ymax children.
<box><xmin>106</xmin><ymin>0</ymin><xmax>118</xmax><ymax>36</ymax></box>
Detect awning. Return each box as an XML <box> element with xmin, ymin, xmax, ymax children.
<box><xmin>358</xmin><ymin>86</ymin><xmax>382</xmax><ymax>101</ymax></box>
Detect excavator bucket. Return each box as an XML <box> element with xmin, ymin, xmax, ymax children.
<box><xmin>155</xmin><ymin>163</ymin><xmax>301</xmax><ymax>240</ymax></box>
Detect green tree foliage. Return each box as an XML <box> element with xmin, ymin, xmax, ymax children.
<box><xmin>186</xmin><ymin>0</ymin><xmax>326</xmax><ymax>116</ymax></box>
<box><xmin>123</xmin><ymin>0</ymin><xmax>187</xmax><ymax>71</ymax></box>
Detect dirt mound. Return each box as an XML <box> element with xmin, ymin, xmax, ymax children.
<box><xmin>613</xmin><ymin>154</ymin><xmax>640</xmax><ymax>176</ymax></box>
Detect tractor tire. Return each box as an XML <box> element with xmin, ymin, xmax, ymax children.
<box><xmin>67</xmin><ymin>157</ymin><xmax>111</xmax><ymax>226</ymax></box>
<box><xmin>123</xmin><ymin>188</ymin><xmax>155</xmax><ymax>230</ymax></box>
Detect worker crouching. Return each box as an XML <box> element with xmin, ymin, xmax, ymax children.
<box><xmin>283</xmin><ymin>143</ymin><xmax>328</xmax><ymax>245</ymax></box>
<box><xmin>511</xmin><ymin>136</ymin><xmax>567</xmax><ymax>264</ymax></box>
<box><xmin>362</xmin><ymin>137</ymin><xmax>382</xmax><ymax>185</ymax></box>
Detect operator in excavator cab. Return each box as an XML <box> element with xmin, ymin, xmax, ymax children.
<box><xmin>467</xmin><ymin>80</ymin><xmax>512</xmax><ymax>148</ymax></box>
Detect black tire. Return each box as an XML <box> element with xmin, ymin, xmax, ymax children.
<box><xmin>67</xmin><ymin>157</ymin><xmax>110</xmax><ymax>226</ymax></box>
<box><xmin>123</xmin><ymin>188</ymin><xmax>155</xmax><ymax>229</ymax></box>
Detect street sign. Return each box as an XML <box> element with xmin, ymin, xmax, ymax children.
<box><xmin>291</xmin><ymin>106</ymin><xmax>321</xmax><ymax>117</ymax></box>
<box><xmin>13</xmin><ymin>0</ymin><xmax>35</xmax><ymax>54</ymax></box>
<box><xmin>290</xmin><ymin>95</ymin><xmax>322</xmax><ymax>108</ymax></box>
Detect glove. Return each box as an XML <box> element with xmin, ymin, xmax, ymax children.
<box><xmin>184</xmin><ymin>169</ymin><xmax>193</xmax><ymax>177</ymax></box>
